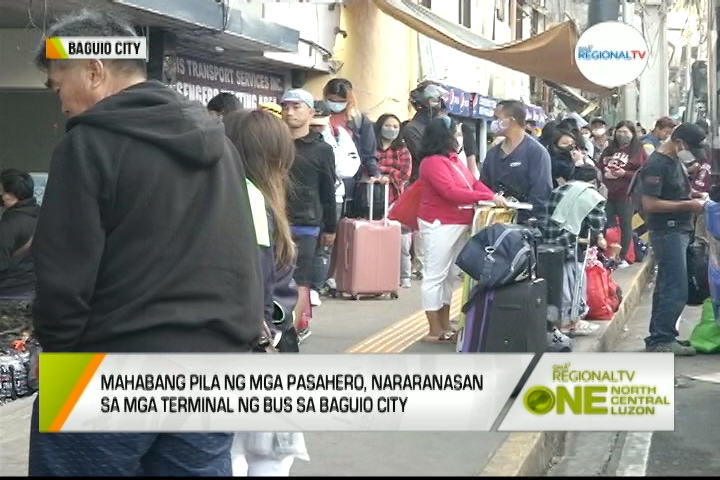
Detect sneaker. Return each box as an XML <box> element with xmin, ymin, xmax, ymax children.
<box><xmin>309</xmin><ymin>290</ymin><xmax>322</xmax><ymax>307</ymax></box>
<box><xmin>677</xmin><ymin>339</ymin><xmax>692</xmax><ymax>347</ymax></box>
<box><xmin>400</xmin><ymin>278</ymin><xmax>411</xmax><ymax>288</ymax></box>
<box><xmin>325</xmin><ymin>278</ymin><xmax>337</xmax><ymax>290</ymax></box>
<box><xmin>646</xmin><ymin>341</ymin><xmax>696</xmax><ymax>356</ymax></box>
<box><xmin>412</xmin><ymin>270</ymin><xmax>423</xmax><ymax>280</ymax></box>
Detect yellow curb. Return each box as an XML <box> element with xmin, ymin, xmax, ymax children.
<box><xmin>345</xmin><ymin>288</ymin><xmax>463</xmax><ymax>353</ymax></box>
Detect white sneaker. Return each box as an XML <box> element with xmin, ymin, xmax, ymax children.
<box><xmin>400</xmin><ymin>278</ymin><xmax>411</xmax><ymax>288</ymax></box>
<box><xmin>325</xmin><ymin>278</ymin><xmax>337</xmax><ymax>290</ymax></box>
<box><xmin>310</xmin><ymin>290</ymin><xmax>322</xmax><ymax>307</ymax></box>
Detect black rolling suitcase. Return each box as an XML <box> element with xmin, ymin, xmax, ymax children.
<box><xmin>537</xmin><ymin>245</ymin><xmax>566</xmax><ymax>327</ymax></box>
<box><xmin>460</xmin><ymin>279</ymin><xmax>547</xmax><ymax>354</ymax></box>
<box><xmin>460</xmin><ymin>279</ymin><xmax>547</xmax><ymax>397</ymax></box>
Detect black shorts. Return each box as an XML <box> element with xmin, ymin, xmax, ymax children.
<box><xmin>292</xmin><ymin>234</ymin><xmax>317</xmax><ymax>287</ymax></box>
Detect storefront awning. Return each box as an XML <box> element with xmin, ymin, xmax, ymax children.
<box><xmin>373</xmin><ymin>0</ymin><xmax>612</xmax><ymax>95</ymax></box>
<box><xmin>112</xmin><ymin>0</ymin><xmax>299</xmax><ymax>53</ymax></box>
<box><xmin>545</xmin><ymin>80</ymin><xmax>592</xmax><ymax>112</ymax></box>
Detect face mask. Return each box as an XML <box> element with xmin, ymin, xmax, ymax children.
<box><xmin>615</xmin><ymin>134</ymin><xmax>632</xmax><ymax>146</ymax></box>
<box><xmin>490</xmin><ymin>119</ymin><xmax>508</xmax><ymax>135</ymax></box>
<box><xmin>583</xmin><ymin>132</ymin><xmax>591</xmax><ymax>139</ymax></box>
<box><xmin>456</xmin><ymin>136</ymin><xmax>464</xmax><ymax>153</ymax></box>
<box><xmin>381</xmin><ymin>126</ymin><xmax>399</xmax><ymax>141</ymax></box>
<box><xmin>678</xmin><ymin>149</ymin><xmax>696</xmax><ymax>165</ymax></box>
<box><xmin>326</xmin><ymin>101</ymin><xmax>347</xmax><ymax>113</ymax></box>
<box><xmin>593</xmin><ymin>128</ymin><xmax>606</xmax><ymax>137</ymax></box>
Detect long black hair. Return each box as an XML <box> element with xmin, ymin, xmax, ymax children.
<box><xmin>374</xmin><ymin>113</ymin><xmax>406</xmax><ymax>150</ymax></box>
<box><xmin>418</xmin><ymin>116</ymin><xmax>457</xmax><ymax>160</ymax></box>
<box><xmin>602</xmin><ymin>120</ymin><xmax>641</xmax><ymax>158</ymax></box>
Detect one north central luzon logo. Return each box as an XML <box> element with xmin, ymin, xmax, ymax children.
<box><xmin>577</xmin><ymin>46</ymin><xmax>647</xmax><ymax>61</ymax></box>
<box><xmin>523</xmin><ymin>362</ymin><xmax>669</xmax><ymax>416</ymax></box>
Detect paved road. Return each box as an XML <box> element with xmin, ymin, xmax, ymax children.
<box><xmin>547</xmin><ymin>294</ymin><xmax>720</xmax><ymax>477</ymax></box>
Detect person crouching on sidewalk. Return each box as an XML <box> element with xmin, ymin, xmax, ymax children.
<box><xmin>417</xmin><ymin>117</ymin><xmax>505</xmax><ymax>343</ymax></box>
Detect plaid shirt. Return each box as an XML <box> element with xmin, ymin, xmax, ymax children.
<box><xmin>542</xmin><ymin>182</ymin><xmax>606</xmax><ymax>249</ymax></box>
<box><xmin>377</xmin><ymin>146</ymin><xmax>412</xmax><ymax>203</ymax></box>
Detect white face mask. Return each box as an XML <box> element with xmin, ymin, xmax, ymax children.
<box><xmin>592</xmin><ymin>128</ymin><xmax>606</xmax><ymax>137</ymax></box>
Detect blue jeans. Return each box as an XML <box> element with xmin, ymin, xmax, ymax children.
<box><xmin>645</xmin><ymin>230</ymin><xmax>690</xmax><ymax>346</ymax></box>
<box><xmin>311</xmin><ymin>202</ymin><xmax>343</xmax><ymax>290</ymax></box>
<box><xmin>28</xmin><ymin>398</ymin><xmax>233</xmax><ymax>476</ymax></box>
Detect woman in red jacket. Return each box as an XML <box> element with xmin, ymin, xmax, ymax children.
<box><xmin>418</xmin><ymin>116</ymin><xmax>505</xmax><ymax>343</ymax></box>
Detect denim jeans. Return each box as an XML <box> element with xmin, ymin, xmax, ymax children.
<box><xmin>29</xmin><ymin>398</ymin><xmax>232</xmax><ymax>476</ymax></box>
<box><xmin>311</xmin><ymin>202</ymin><xmax>344</xmax><ymax>290</ymax></box>
<box><xmin>645</xmin><ymin>229</ymin><xmax>690</xmax><ymax>346</ymax></box>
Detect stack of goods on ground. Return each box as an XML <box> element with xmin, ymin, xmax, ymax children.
<box><xmin>0</xmin><ymin>301</ymin><xmax>39</xmax><ymax>406</ymax></box>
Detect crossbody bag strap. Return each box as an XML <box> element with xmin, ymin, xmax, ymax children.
<box><xmin>449</xmin><ymin>161</ymin><xmax>472</xmax><ymax>190</ymax></box>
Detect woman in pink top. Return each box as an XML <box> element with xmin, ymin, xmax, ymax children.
<box><xmin>418</xmin><ymin>117</ymin><xmax>505</xmax><ymax>343</ymax></box>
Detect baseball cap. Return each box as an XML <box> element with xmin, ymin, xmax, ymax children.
<box><xmin>310</xmin><ymin>100</ymin><xmax>331</xmax><ymax>127</ymax></box>
<box><xmin>590</xmin><ymin>117</ymin><xmax>607</xmax><ymax>126</ymax></box>
<box><xmin>258</xmin><ymin>102</ymin><xmax>282</xmax><ymax>119</ymax></box>
<box><xmin>672</xmin><ymin>123</ymin><xmax>707</xmax><ymax>158</ymax></box>
<box><xmin>280</xmin><ymin>89</ymin><xmax>314</xmax><ymax>109</ymax></box>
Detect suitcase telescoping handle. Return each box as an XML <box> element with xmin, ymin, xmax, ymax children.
<box><xmin>367</xmin><ymin>180</ymin><xmax>389</xmax><ymax>227</ymax></box>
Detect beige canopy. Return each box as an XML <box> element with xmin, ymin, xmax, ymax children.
<box><xmin>373</xmin><ymin>0</ymin><xmax>611</xmax><ymax>95</ymax></box>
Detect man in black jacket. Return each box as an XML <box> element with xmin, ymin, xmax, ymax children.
<box><xmin>280</xmin><ymin>89</ymin><xmax>336</xmax><ymax>340</ymax></box>
<box><xmin>29</xmin><ymin>10</ymin><xmax>263</xmax><ymax>476</ymax></box>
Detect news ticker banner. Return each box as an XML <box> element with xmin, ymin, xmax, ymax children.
<box><xmin>38</xmin><ymin>353</ymin><xmax>674</xmax><ymax>433</ymax></box>
<box><xmin>45</xmin><ymin>37</ymin><xmax>148</xmax><ymax>60</ymax></box>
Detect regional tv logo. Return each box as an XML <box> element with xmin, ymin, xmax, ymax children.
<box><xmin>523</xmin><ymin>362</ymin><xmax>670</xmax><ymax>416</ymax></box>
<box><xmin>46</xmin><ymin>37</ymin><xmax>148</xmax><ymax>60</ymax></box>
<box><xmin>496</xmin><ymin>353</ymin><xmax>675</xmax><ymax>432</ymax></box>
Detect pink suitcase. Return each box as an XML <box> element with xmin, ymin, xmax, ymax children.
<box><xmin>333</xmin><ymin>182</ymin><xmax>401</xmax><ymax>300</ymax></box>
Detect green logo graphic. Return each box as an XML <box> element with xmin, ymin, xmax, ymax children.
<box><xmin>523</xmin><ymin>386</ymin><xmax>555</xmax><ymax>415</ymax></box>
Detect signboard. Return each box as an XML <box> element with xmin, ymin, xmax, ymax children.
<box><xmin>472</xmin><ymin>95</ymin><xmax>497</xmax><ymax>120</ymax></box>
<box><xmin>173</xmin><ymin>54</ymin><xmax>286</xmax><ymax>108</ymax></box>
<box><xmin>445</xmin><ymin>87</ymin><xmax>472</xmax><ymax>117</ymax></box>
<box><xmin>575</xmin><ymin>21</ymin><xmax>649</xmax><ymax>89</ymax></box>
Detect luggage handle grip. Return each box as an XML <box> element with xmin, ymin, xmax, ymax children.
<box><xmin>475</xmin><ymin>200</ymin><xmax>533</xmax><ymax>210</ymax></box>
<box><xmin>367</xmin><ymin>181</ymin><xmax>389</xmax><ymax>226</ymax></box>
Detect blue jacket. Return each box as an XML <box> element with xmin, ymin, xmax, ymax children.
<box><xmin>247</xmin><ymin>180</ymin><xmax>298</xmax><ymax>332</ymax></box>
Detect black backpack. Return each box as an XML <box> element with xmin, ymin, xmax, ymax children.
<box><xmin>455</xmin><ymin>223</ymin><xmax>538</xmax><ymax>292</ymax></box>
<box><xmin>627</xmin><ymin>166</ymin><xmax>648</xmax><ymax>221</ymax></box>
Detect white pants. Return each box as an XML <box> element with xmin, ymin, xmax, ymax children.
<box><xmin>401</xmin><ymin>231</ymin><xmax>412</xmax><ymax>281</ymax></box>
<box><xmin>418</xmin><ymin>219</ymin><xmax>469</xmax><ymax>311</ymax></box>
<box><xmin>232</xmin><ymin>455</ymin><xmax>295</xmax><ymax>477</ymax></box>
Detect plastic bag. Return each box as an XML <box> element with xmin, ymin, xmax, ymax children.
<box><xmin>689</xmin><ymin>298</ymin><xmax>720</xmax><ymax>354</ymax></box>
<box><xmin>605</xmin><ymin>225</ymin><xmax>636</xmax><ymax>263</ymax></box>
<box><xmin>586</xmin><ymin>260</ymin><xmax>615</xmax><ymax>320</ymax></box>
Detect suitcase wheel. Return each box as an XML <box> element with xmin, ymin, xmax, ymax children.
<box><xmin>351</xmin><ymin>294</ymin><xmax>360</xmax><ymax>301</ymax></box>
<box><xmin>390</xmin><ymin>291</ymin><xmax>399</xmax><ymax>299</ymax></box>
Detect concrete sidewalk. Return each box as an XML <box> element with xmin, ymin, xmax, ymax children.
<box><xmin>0</xmin><ymin>261</ymin><xmax>652</xmax><ymax>477</ymax></box>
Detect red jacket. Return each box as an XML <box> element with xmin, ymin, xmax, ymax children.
<box><xmin>418</xmin><ymin>153</ymin><xmax>495</xmax><ymax>225</ymax></box>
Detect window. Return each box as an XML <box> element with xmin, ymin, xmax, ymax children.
<box><xmin>420</xmin><ymin>0</ymin><xmax>432</xmax><ymax>8</ymax></box>
<box><xmin>459</xmin><ymin>0</ymin><xmax>471</xmax><ymax>28</ymax></box>
<box><xmin>515</xmin><ymin>5</ymin><xmax>523</xmax><ymax>40</ymax></box>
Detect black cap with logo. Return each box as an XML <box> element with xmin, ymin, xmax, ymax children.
<box><xmin>671</xmin><ymin>123</ymin><xmax>707</xmax><ymax>158</ymax></box>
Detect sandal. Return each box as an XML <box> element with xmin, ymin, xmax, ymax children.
<box><xmin>421</xmin><ymin>331</ymin><xmax>456</xmax><ymax>343</ymax></box>
<box><xmin>562</xmin><ymin>319</ymin><xmax>600</xmax><ymax>337</ymax></box>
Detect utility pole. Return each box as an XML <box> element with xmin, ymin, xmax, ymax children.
<box><xmin>588</xmin><ymin>0</ymin><xmax>621</xmax><ymax>27</ymax></box>
<box><xmin>638</xmin><ymin>0</ymin><xmax>670</xmax><ymax>129</ymax></box>
<box><xmin>622</xmin><ymin>0</ymin><xmax>638</xmax><ymax>121</ymax></box>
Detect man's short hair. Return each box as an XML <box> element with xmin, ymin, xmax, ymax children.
<box><xmin>654</xmin><ymin>116</ymin><xmax>676</xmax><ymax>130</ymax></box>
<box><xmin>208</xmin><ymin>93</ymin><xmax>241</xmax><ymax>115</ymax></box>
<box><xmin>572</xmin><ymin>165</ymin><xmax>600</xmax><ymax>183</ymax></box>
<box><xmin>0</xmin><ymin>169</ymin><xmax>34</xmax><ymax>201</ymax></box>
<box><xmin>33</xmin><ymin>9</ymin><xmax>146</xmax><ymax>74</ymax></box>
<box><xmin>497</xmin><ymin>100</ymin><xmax>527</xmax><ymax>126</ymax></box>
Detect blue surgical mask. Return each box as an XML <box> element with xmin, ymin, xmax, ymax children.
<box><xmin>326</xmin><ymin>101</ymin><xmax>347</xmax><ymax>113</ymax></box>
<box><xmin>381</xmin><ymin>126</ymin><xmax>399</xmax><ymax>141</ymax></box>
<box><xmin>490</xmin><ymin>119</ymin><xmax>507</xmax><ymax>135</ymax></box>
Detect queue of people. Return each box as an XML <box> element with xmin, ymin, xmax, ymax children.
<box><xmin>0</xmin><ymin>8</ymin><xmax>713</xmax><ymax>478</ymax></box>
